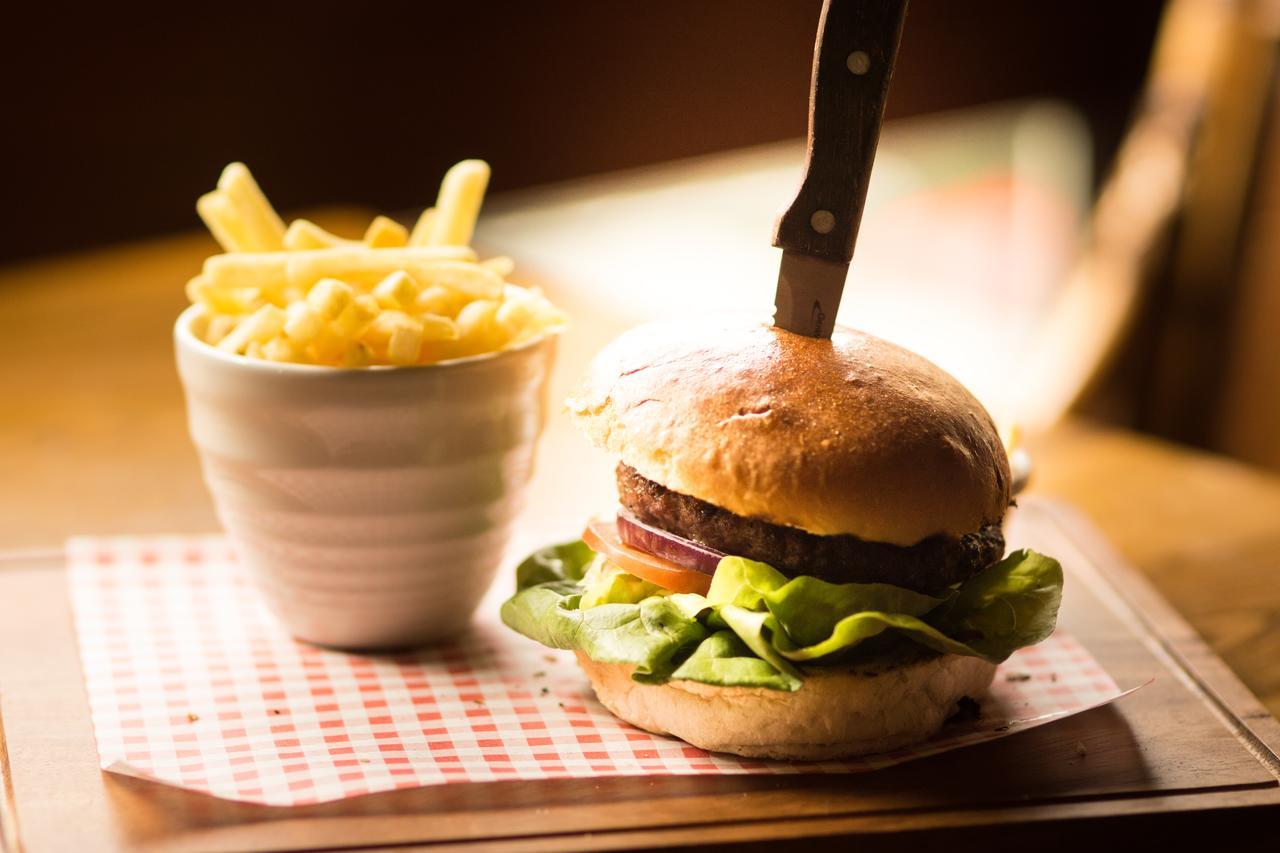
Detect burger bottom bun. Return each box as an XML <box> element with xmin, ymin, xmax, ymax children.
<box><xmin>575</xmin><ymin>651</ymin><xmax>997</xmax><ymax>760</ymax></box>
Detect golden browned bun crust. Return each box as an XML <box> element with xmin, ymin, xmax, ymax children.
<box><xmin>567</xmin><ymin>319</ymin><xmax>1011</xmax><ymax>546</ymax></box>
<box><xmin>576</xmin><ymin>651</ymin><xmax>996</xmax><ymax>760</ymax></box>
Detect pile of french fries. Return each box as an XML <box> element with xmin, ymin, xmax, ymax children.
<box><xmin>187</xmin><ymin>160</ymin><xmax>565</xmax><ymax>366</ymax></box>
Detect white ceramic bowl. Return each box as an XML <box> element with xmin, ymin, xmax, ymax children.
<box><xmin>174</xmin><ymin>305</ymin><xmax>557</xmax><ymax>649</ymax></box>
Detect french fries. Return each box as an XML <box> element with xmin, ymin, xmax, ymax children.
<box><xmin>187</xmin><ymin>161</ymin><xmax>564</xmax><ymax>367</ymax></box>
<box><xmin>197</xmin><ymin>163</ymin><xmax>287</xmax><ymax>252</ymax></box>
<box><xmin>200</xmin><ymin>246</ymin><xmax>480</xmax><ymax>293</ymax></box>
<box><xmin>363</xmin><ymin>216</ymin><xmax>409</xmax><ymax>248</ymax></box>
<box><xmin>283</xmin><ymin>219</ymin><xmax>350</xmax><ymax>251</ymax></box>
<box><xmin>422</xmin><ymin>159</ymin><xmax>489</xmax><ymax>246</ymax></box>
<box><xmin>196</xmin><ymin>191</ymin><xmax>252</xmax><ymax>253</ymax></box>
<box><xmin>408</xmin><ymin>207</ymin><xmax>437</xmax><ymax>246</ymax></box>
<box><xmin>219</xmin><ymin>163</ymin><xmax>287</xmax><ymax>250</ymax></box>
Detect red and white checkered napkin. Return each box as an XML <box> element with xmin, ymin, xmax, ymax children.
<box><xmin>66</xmin><ymin>536</ymin><xmax>1136</xmax><ymax>807</ymax></box>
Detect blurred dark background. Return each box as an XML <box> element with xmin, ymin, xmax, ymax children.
<box><xmin>4</xmin><ymin>0</ymin><xmax>1164</xmax><ymax>263</ymax></box>
<box><xmin>6</xmin><ymin>0</ymin><xmax>1280</xmax><ymax>471</ymax></box>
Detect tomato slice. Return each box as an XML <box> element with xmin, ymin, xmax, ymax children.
<box><xmin>582</xmin><ymin>519</ymin><xmax>712</xmax><ymax>596</ymax></box>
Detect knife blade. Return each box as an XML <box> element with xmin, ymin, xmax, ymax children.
<box><xmin>774</xmin><ymin>252</ymin><xmax>848</xmax><ymax>339</ymax></box>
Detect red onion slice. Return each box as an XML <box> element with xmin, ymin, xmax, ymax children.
<box><xmin>615</xmin><ymin>509</ymin><xmax>725</xmax><ymax>576</ymax></box>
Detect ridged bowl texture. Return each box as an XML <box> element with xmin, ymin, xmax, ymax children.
<box><xmin>174</xmin><ymin>305</ymin><xmax>556</xmax><ymax>649</ymax></box>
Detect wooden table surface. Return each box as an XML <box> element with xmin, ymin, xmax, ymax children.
<box><xmin>3</xmin><ymin>498</ymin><xmax>1277</xmax><ymax>852</ymax></box>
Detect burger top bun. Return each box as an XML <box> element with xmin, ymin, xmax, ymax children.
<box><xmin>567</xmin><ymin>318</ymin><xmax>1011</xmax><ymax>546</ymax></box>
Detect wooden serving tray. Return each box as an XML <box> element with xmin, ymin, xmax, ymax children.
<box><xmin>2</xmin><ymin>497</ymin><xmax>1278</xmax><ymax>852</ymax></box>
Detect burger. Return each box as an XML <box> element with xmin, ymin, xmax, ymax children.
<box><xmin>501</xmin><ymin>319</ymin><xmax>1062</xmax><ymax>760</ymax></box>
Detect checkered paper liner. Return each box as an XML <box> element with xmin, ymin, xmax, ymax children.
<box><xmin>66</xmin><ymin>536</ymin><xmax>1137</xmax><ymax>807</ymax></box>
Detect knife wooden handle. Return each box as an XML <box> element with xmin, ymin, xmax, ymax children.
<box><xmin>773</xmin><ymin>0</ymin><xmax>908</xmax><ymax>264</ymax></box>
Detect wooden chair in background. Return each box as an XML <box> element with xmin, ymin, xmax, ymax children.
<box><xmin>1036</xmin><ymin>0</ymin><xmax>1280</xmax><ymax>471</ymax></box>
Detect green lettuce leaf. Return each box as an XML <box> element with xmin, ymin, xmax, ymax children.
<box><xmin>500</xmin><ymin>539</ymin><xmax>1063</xmax><ymax>691</ymax></box>
<box><xmin>711</xmin><ymin>556</ymin><xmax>948</xmax><ymax>648</ymax></box>
<box><xmin>715</xmin><ymin>604</ymin><xmax>803</xmax><ymax>684</ymax></box>
<box><xmin>928</xmin><ymin>548</ymin><xmax>1064</xmax><ymax>659</ymax></box>
<box><xmin>499</xmin><ymin>587</ymin><xmax>709</xmax><ymax>681</ymax></box>
<box><xmin>769</xmin><ymin>608</ymin><xmax>999</xmax><ymax>661</ymax></box>
<box><xmin>515</xmin><ymin>539</ymin><xmax>595</xmax><ymax>589</ymax></box>
<box><xmin>579</xmin><ymin>559</ymin><xmax>669</xmax><ymax>608</ymax></box>
<box><xmin>669</xmin><ymin>630</ymin><xmax>801</xmax><ymax>691</ymax></box>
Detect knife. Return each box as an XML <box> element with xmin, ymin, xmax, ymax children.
<box><xmin>773</xmin><ymin>0</ymin><xmax>908</xmax><ymax>339</ymax></box>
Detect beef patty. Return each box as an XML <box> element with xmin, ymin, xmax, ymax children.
<box><xmin>616</xmin><ymin>464</ymin><xmax>1004</xmax><ymax>594</ymax></box>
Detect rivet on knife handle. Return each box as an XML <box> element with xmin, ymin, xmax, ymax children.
<box><xmin>773</xmin><ymin>0</ymin><xmax>908</xmax><ymax>338</ymax></box>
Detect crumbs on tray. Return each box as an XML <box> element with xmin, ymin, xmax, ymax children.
<box><xmin>187</xmin><ymin>160</ymin><xmax>565</xmax><ymax>367</ymax></box>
